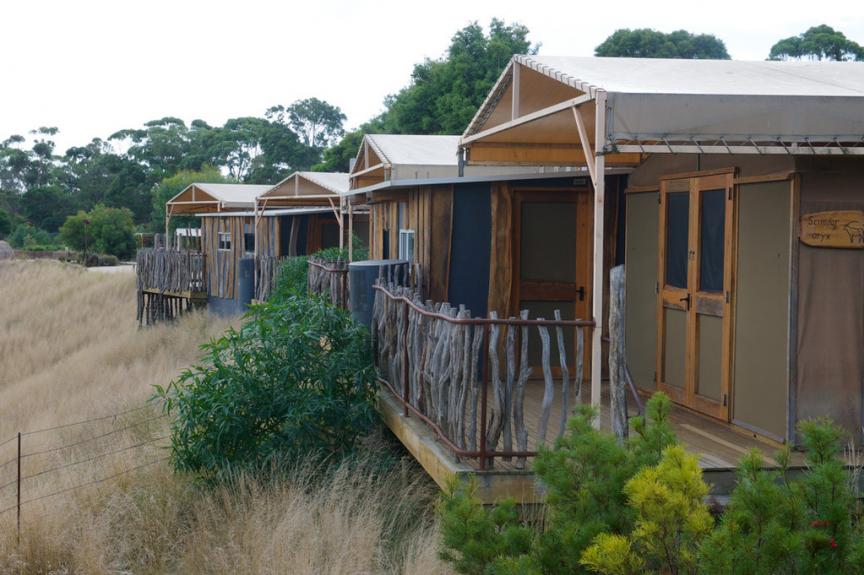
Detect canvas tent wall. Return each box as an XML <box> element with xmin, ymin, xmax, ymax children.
<box><xmin>460</xmin><ymin>54</ymin><xmax>864</xmax><ymax>441</ymax></box>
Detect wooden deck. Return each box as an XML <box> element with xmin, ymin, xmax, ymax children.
<box><xmin>378</xmin><ymin>379</ymin><xmax>807</xmax><ymax>504</ymax></box>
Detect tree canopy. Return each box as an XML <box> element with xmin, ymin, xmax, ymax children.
<box><xmin>769</xmin><ymin>24</ymin><xmax>864</xmax><ymax>61</ymax></box>
<box><xmin>315</xmin><ymin>19</ymin><xmax>535</xmax><ymax>173</ymax></box>
<box><xmin>595</xmin><ymin>28</ymin><xmax>730</xmax><ymax>59</ymax></box>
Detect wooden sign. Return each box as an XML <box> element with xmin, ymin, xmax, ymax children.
<box><xmin>800</xmin><ymin>210</ymin><xmax>864</xmax><ymax>249</ymax></box>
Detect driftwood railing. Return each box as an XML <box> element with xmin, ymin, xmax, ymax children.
<box><xmin>135</xmin><ymin>248</ymin><xmax>206</xmax><ymax>325</ymax></box>
<box><xmin>308</xmin><ymin>257</ymin><xmax>349</xmax><ymax>309</ymax></box>
<box><xmin>373</xmin><ymin>281</ymin><xmax>594</xmax><ymax>470</ymax></box>
<box><xmin>255</xmin><ymin>255</ymin><xmax>286</xmax><ymax>302</ymax></box>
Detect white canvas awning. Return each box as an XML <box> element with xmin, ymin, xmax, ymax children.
<box><xmin>462</xmin><ymin>55</ymin><xmax>864</xmax><ymax>160</ymax></box>
<box><xmin>166</xmin><ymin>183</ymin><xmax>272</xmax><ymax>215</ymax></box>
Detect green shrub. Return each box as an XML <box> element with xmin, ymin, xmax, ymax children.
<box><xmin>8</xmin><ymin>223</ymin><xmax>59</xmax><ymax>250</ymax></box>
<box><xmin>60</xmin><ymin>204</ymin><xmax>136</xmax><ymax>259</ymax></box>
<box><xmin>581</xmin><ymin>445</ymin><xmax>713</xmax><ymax>575</ymax></box>
<box><xmin>269</xmin><ymin>237</ymin><xmax>370</xmax><ymax>302</ymax></box>
<box><xmin>438</xmin><ymin>393</ymin><xmax>678</xmax><ymax>574</ymax></box>
<box><xmin>155</xmin><ymin>296</ymin><xmax>377</xmax><ymax>480</ymax></box>
<box><xmin>700</xmin><ymin>419</ymin><xmax>864</xmax><ymax>575</ymax></box>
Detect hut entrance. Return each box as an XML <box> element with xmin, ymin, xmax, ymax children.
<box><xmin>512</xmin><ymin>189</ymin><xmax>592</xmax><ymax>369</ymax></box>
<box><xmin>657</xmin><ymin>172</ymin><xmax>734</xmax><ymax>421</ymax></box>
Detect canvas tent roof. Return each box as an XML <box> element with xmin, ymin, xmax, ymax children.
<box><xmin>257</xmin><ymin>171</ymin><xmax>349</xmax><ymax>209</ymax></box>
<box><xmin>364</xmin><ymin>134</ymin><xmax>461</xmax><ymax>167</ymax></box>
<box><xmin>462</xmin><ymin>55</ymin><xmax>864</xmax><ymax>163</ymax></box>
<box><xmin>166</xmin><ymin>183</ymin><xmax>272</xmax><ymax>215</ymax></box>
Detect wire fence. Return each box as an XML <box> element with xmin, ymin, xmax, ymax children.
<box><xmin>0</xmin><ymin>405</ymin><xmax>172</xmax><ymax>542</ymax></box>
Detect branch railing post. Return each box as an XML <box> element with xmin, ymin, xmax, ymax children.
<box><xmin>479</xmin><ymin>324</ymin><xmax>489</xmax><ymax>471</ymax></box>
<box><xmin>16</xmin><ymin>431</ymin><xmax>21</xmax><ymax>547</ymax></box>
<box><xmin>402</xmin><ymin>298</ymin><xmax>410</xmax><ymax>417</ymax></box>
<box><xmin>372</xmin><ymin>284</ymin><xmax>594</xmax><ymax>470</ymax></box>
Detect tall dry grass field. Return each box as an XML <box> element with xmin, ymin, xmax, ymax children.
<box><xmin>0</xmin><ymin>260</ymin><xmax>449</xmax><ymax>574</ymax></box>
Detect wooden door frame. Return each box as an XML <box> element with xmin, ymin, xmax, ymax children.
<box><xmin>656</xmin><ymin>171</ymin><xmax>736</xmax><ymax>421</ymax></box>
<box><xmin>510</xmin><ymin>188</ymin><xmax>593</xmax><ymax>322</ymax></box>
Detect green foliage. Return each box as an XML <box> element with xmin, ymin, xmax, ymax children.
<box><xmin>60</xmin><ymin>205</ymin><xmax>136</xmax><ymax>259</ymax></box>
<box><xmin>268</xmin><ymin>98</ymin><xmax>347</xmax><ymax>151</ymax></box>
<box><xmin>769</xmin><ymin>25</ymin><xmax>864</xmax><ymax>61</ymax></box>
<box><xmin>595</xmin><ymin>29</ymin><xmax>730</xmax><ymax>59</ymax></box>
<box><xmin>0</xmin><ymin>209</ymin><xmax>11</xmax><ymax>239</ymax></box>
<box><xmin>438</xmin><ymin>479</ymin><xmax>535</xmax><ymax>575</ymax></box>
<box><xmin>314</xmin><ymin>130</ymin><xmax>368</xmax><ymax>173</ymax></box>
<box><xmin>439</xmin><ymin>393</ymin><xmax>678</xmax><ymax>575</ymax></box>
<box><xmin>21</xmin><ymin>186</ymin><xmax>77</xmax><ymax>232</ymax></box>
<box><xmin>7</xmin><ymin>223</ymin><xmax>58</xmax><ymax>250</ymax></box>
<box><xmin>269</xmin><ymin>239</ymin><xmax>370</xmax><ymax>302</ymax></box>
<box><xmin>582</xmin><ymin>446</ymin><xmax>713</xmax><ymax>575</ymax></box>
<box><xmin>700</xmin><ymin>419</ymin><xmax>864</xmax><ymax>575</ymax></box>
<box><xmin>381</xmin><ymin>19</ymin><xmax>536</xmax><ymax>135</ymax></box>
<box><xmin>150</xmin><ymin>166</ymin><xmax>227</xmax><ymax>234</ymax></box>
<box><xmin>155</xmin><ymin>296</ymin><xmax>377</xmax><ymax>480</ymax></box>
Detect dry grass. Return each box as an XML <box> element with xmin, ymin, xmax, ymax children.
<box><xmin>0</xmin><ymin>260</ymin><xmax>450</xmax><ymax>574</ymax></box>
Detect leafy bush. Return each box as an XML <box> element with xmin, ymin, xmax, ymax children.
<box><xmin>155</xmin><ymin>295</ymin><xmax>377</xmax><ymax>480</ymax></box>
<box><xmin>7</xmin><ymin>223</ymin><xmax>60</xmax><ymax>250</ymax></box>
<box><xmin>700</xmin><ymin>419</ymin><xmax>864</xmax><ymax>575</ymax></box>
<box><xmin>269</xmin><ymin>237</ymin><xmax>369</xmax><ymax>302</ymax></box>
<box><xmin>581</xmin><ymin>445</ymin><xmax>713</xmax><ymax>574</ymax></box>
<box><xmin>438</xmin><ymin>393</ymin><xmax>678</xmax><ymax>574</ymax></box>
<box><xmin>60</xmin><ymin>204</ymin><xmax>136</xmax><ymax>259</ymax></box>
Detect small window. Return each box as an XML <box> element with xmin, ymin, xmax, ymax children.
<box><xmin>218</xmin><ymin>232</ymin><xmax>232</xmax><ymax>251</ymax></box>
<box><xmin>243</xmin><ymin>223</ymin><xmax>255</xmax><ymax>255</ymax></box>
<box><xmin>399</xmin><ymin>229</ymin><xmax>415</xmax><ymax>261</ymax></box>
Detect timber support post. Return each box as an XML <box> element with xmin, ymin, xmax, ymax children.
<box><xmin>609</xmin><ymin>265</ymin><xmax>629</xmax><ymax>443</ymax></box>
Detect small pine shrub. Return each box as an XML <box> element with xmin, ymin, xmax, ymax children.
<box><xmin>439</xmin><ymin>393</ymin><xmax>678</xmax><ymax>575</ymax></box>
<box><xmin>700</xmin><ymin>418</ymin><xmax>864</xmax><ymax>575</ymax></box>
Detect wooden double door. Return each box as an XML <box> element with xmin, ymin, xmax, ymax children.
<box><xmin>657</xmin><ymin>172</ymin><xmax>735</xmax><ymax>420</ymax></box>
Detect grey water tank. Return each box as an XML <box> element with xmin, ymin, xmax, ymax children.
<box><xmin>348</xmin><ymin>259</ymin><xmax>408</xmax><ymax>326</ymax></box>
<box><xmin>237</xmin><ymin>256</ymin><xmax>255</xmax><ymax>307</ymax></box>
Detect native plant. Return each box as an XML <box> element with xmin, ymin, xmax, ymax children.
<box><xmin>155</xmin><ymin>295</ymin><xmax>377</xmax><ymax>480</ymax></box>
<box><xmin>700</xmin><ymin>419</ymin><xmax>864</xmax><ymax>575</ymax></box>
<box><xmin>580</xmin><ymin>445</ymin><xmax>713</xmax><ymax>575</ymax></box>
<box><xmin>438</xmin><ymin>393</ymin><xmax>679</xmax><ymax>574</ymax></box>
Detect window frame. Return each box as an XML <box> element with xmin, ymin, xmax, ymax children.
<box><xmin>398</xmin><ymin>228</ymin><xmax>415</xmax><ymax>262</ymax></box>
<box><xmin>217</xmin><ymin>231</ymin><xmax>232</xmax><ymax>252</ymax></box>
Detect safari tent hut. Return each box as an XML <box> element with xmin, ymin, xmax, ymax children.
<box><xmin>460</xmin><ymin>54</ymin><xmax>864</xmax><ymax>444</ymax></box>
<box><xmin>255</xmin><ymin>171</ymin><xmax>369</xmax><ymax>259</ymax></box>
<box><xmin>166</xmin><ymin>183</ymin><xmax>272</xmax><ymax>314</ymax></box>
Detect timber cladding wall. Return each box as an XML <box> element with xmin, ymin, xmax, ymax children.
<box><xmin>369</xmin><ymin>186</ymin><xmax>453</xmax><ymax>301</ymax></box>
<box><xmin>202</xmin><ymin>215</ymin><xmax>252</xmax><ymax>300</ymax></box>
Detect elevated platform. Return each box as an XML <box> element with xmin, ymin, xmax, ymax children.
<box><xmin>377</xmin><ymin>381</ymin><xmax>809</xmax><ymax>505</ymax></box>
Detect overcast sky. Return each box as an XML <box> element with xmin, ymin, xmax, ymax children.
<box><xmin>3</xmin><ymin>0</ymin><xmax>863</xmax><ymax>153</ymax></box>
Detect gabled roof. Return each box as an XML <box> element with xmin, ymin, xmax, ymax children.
<box><xmin>166</xmin><ymin>183</ymin><xmax>273</xmax><ymax>215</ymax></box>
<box><xmin>364</xmin><ymin>134</ymin><xmax>461</xmax><ymax>167</ymax></box>
<box><xmin>256</xmin><ymin>171</ymin><xmax>349</xmax><ymax>210</ymax></box>
<box><xmin>462</xmin><ymin>55</ymin><xmax>864</xmax><ymax>162</ymax></box>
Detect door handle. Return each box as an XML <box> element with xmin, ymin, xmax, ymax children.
<box><xmin>576</xmin><ymin>286</ymin><xmax>586</xmax><ymax>301</ymax></box>
<box><xmin>679</xmin><ymin>293</ymin><xmax>691</xmax><ymax>310</ymax></box>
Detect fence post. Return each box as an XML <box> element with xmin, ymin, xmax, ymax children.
<box><xmin>402</xmin><ymin>299</ymin><xmax>410</xmax><ymax>417</ymax></box>
<box><xmin>479</xmin><ymin>324</ymin><xmax>489</xmax><ymax>471</ymax></box>
<box><xmin>609</xmin><ymin>265</ymin><xmax>629</xmax><ymax>443</ymax></box>
<box><xmin>16</xmin><ymin>431</ymin><xmax>21</xmax><ymax>546</ymax></box>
